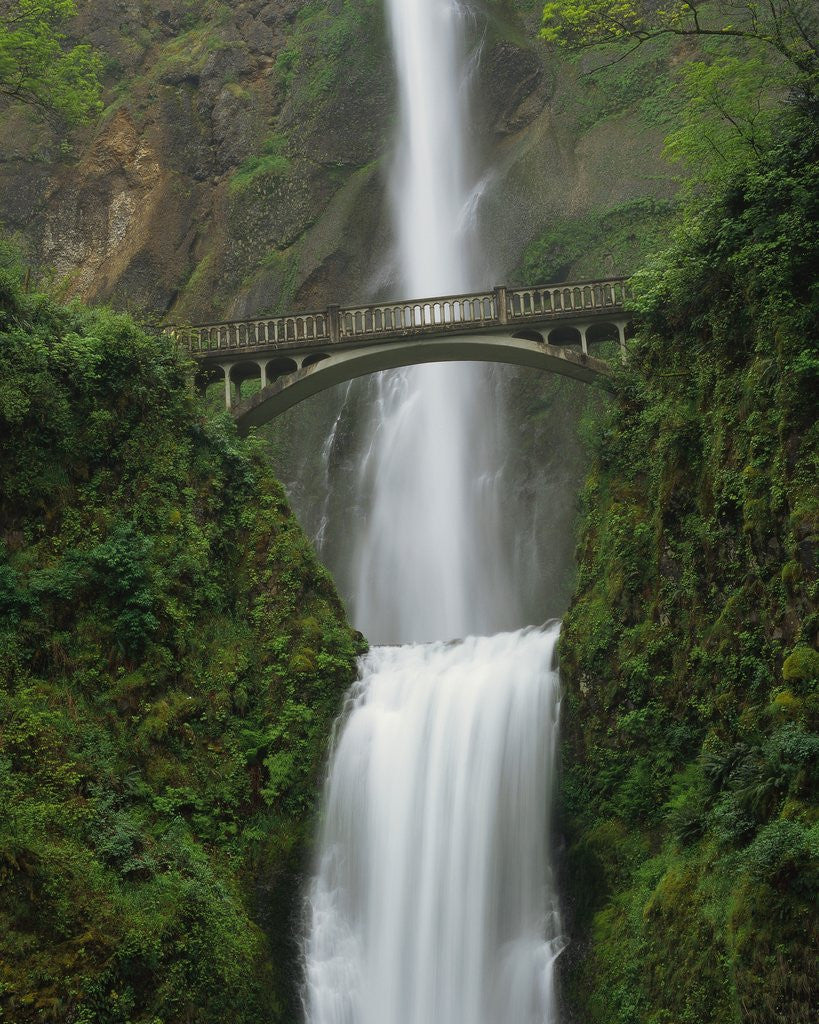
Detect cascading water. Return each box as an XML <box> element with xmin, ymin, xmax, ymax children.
<box><xmin>302</xmin><ymin>1</ymin><xmax>565</xmax><ymax>1020</ymax></box>
<box><xmin>351</xmin><ymin>0</ymin><xmax>520</xmax><ymax>645</ymax></box>
<box><xmin>304</xmin><ymin>625</ymin><xmax>564</xmax><ymax>1024</ymax></box>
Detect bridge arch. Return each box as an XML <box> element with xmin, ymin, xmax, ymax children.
<box><xmin>230</xmin><ymin>331</ymin><xmax>613</xmax><ymax>435</ymax></box>
<box><xmin>586</xmin><ymin>320</ymin><xmax>625</xmax><ymax>352</ymax></box>
<box><xmin>222</xmin><ymin>359</ymin><xmax>263</xmax><ymax>406</ymax></box>
<box><xmin>302</xmin><ymin>351</ymin><xmax>330</xmax><ymax>369</ymax></box>
<box><xmin>512</xmin><ymin>328</ymin><xmax>545</xmax><ymax>344</ymax></box>
<box><xmin>545</xmin><ymin>325</ymin><xmax>583</xmax><ymax>348</ymax></box>
<box><xmin>266</xmin><ymin>355</ymin><xmax>299</xmax><ymax>380</ymax></box>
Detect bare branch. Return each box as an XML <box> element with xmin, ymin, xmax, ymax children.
<box><xmin>580</xmin><ymin>37</ymin><xmax>649</xmax><ymax>74</ymax></box>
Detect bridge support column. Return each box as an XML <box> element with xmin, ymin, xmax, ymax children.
<box><xmin>220</xmin><ymin>363</ymin><xmax>232</xmax><ymax>410</ymax></box>
<box><xmin>616</xmin><ymin>320</ymin><xmax>628</xmax><ymax>363</ymax></box>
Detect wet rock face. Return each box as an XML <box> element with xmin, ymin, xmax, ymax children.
<box><xmin>211</xmin><ymin>85</ymin><xmax>258</xmax><ymax>171</ymax></box>
<box><xmin>478</xmin><ymin>41</ymin><xmax>549</xmax><ymax>137</ymax></box>
<box><xmin>0</xmin><ymin>0</ymin><xmax>393</xmax><ymax>318</ymax></box>
<box><xmin>38</xmin><ymin>110</ymin><xmax>169</xmax><ymax>302</ymax></box>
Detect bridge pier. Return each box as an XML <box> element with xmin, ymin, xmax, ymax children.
<box><xmin>220</xmin><ymin>363</ymin><xmax>232</xmax><ymax>410</ymax></box>
<box><xmin>616</xmin><ymin>319</ymin><xmax>628</xmax><ymax>362</ymax></box>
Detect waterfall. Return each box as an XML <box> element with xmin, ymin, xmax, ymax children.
<box><xmin>350</xmin><ymin>0</ymin><xmax>520</xmax><ymax>645</ymax></box>
<box><xmin>303</xmin><ymin>625</ymin><xmax>564</xmax><ymax>1024</ymax></box>
<box><xmin>302</xmin><ymin>1</ymin><xmax>565</xmax><ymax>1020</ymax></box>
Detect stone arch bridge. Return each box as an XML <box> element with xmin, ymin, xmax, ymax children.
<box><xmin>166</xmin><ymin>278</ymin><xmax>630</xmax><ymax>434</ymax></box>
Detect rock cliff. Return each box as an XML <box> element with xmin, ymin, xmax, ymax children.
<box><xmin>0</xmin><ymin>0</ymin><xmax>681</xmax><ymax>321</ymax></box>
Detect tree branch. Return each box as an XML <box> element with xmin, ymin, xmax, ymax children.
<box><xmin>579</xmin><ymin>37</ymin><xmax>649</xmax><ymax>74</ymax></box>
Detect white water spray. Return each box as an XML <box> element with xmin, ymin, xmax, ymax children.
<box><xmin>304</xmin><ymin>625</ymin><xmax>565</xmax><ymax>1024</ymax></box>
<box><xmin>351</xmin><ymin>0</ymin><xmax>520</xmax><ymax>645</ymax></box>
<box><xmin>303</xmin><ymin>0</ymin><xmax>565</xmax><ymax>1019</ymax></box>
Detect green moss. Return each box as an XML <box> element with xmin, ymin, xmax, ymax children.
<box><xmin>229</xmin><ymin>135</ymin><xmax>291</xmax><ymax>194</ymax></box>
<box><xmin>275</xmin><ymin>44</ymin><xmax>301</xmax><ymax>92</ymax></box>
<box><xmin>272</xmin><ymin>0</ymin><xmax>388</xmax><ymax>117</ymax></box>
<box><xmin>768</xmin><ymin>688</ymin><xmax>804</xmax><ymax>719</ymax></box>
<box><xmin>149</xmin><ymin>24</ymin><xmax>232</xmax><ymax>83</ymax></box>
<box><xmin>176</xmin><ymin>251</ymin><xmax>218</xmax><ymax>318</ymax></box>
<box><xmin>782</xmin><ymin>646</ymin><xmax>819</xmax><ymax>683</ymax></box>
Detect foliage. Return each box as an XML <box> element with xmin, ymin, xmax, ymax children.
<box><xmin>229</xmin><ymin>135</ymin><xmax>291</xmax><ymax>194</ymax></box>
<box><xmin>0</xmin><ymin>261</ymin><xmax>363</xmax><ymax>1023</ymax></box>
<box><xmin>662</xmin><ymin>54</ymin><xmax>781</xmax><ymax>182</ymax></box>
<box><xmin>0</xmin><ymin>0</ymin><xmax>102</xmax><ymax>123</ymax></box>
<box><xmin>559</xmin><ymin>117</ymin><xmax>818</xmax><ymax>1023</ymax></box>
<box><xmin>541</xmin><ymin>0</ymin><xmax>818</xmax><ymax>77</ymax></box>
<box><xmin>542</xmin><ymin>1</ymin><xmax>817</xmax><ymax>189</ymax></box>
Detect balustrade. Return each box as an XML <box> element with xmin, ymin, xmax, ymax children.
<box><xmin>164</xmin><ymin>277</ymin><xmax>628</xmax><ymax>356</ymax></box>
<box><xmin>506</xmin><ymin>279</ymin><xmax>627</xmax><ymax>320</ymax></box>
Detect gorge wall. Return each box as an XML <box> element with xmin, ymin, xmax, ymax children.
<box><xmin>0</xmin><ymin>252</ymin><xmax>364</xmax><ymax>1021</ymax></box>
<box><xmin>558</xmin><ymin>125</ymin><xmax>818</xmax><ymax>1024</ymax></box>
<box><xmin>4</xmin><ymin>3</ymin><xmax>815</xmax><ymax>1024</ymax></box>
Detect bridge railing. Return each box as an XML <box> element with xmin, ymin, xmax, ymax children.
<box><xmin>338</xmin><ymin>291</ymin><xmax>497</xmax><ymax>339</ymax></box>
<box><xmin>507</xmin><ymin>279</ymin><xmax>628</xmax><ymax>319</ymax></box>
<box><xmin>168</xmin><ymin>310</ymin><xmax>330</xmax><ymax>354</ymax></box>
<box><xmin>165</xmin><ymin>277</ymin><xmax>629</xmax><ymax>356</ymax></box>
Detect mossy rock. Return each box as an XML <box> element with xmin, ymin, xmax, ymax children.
<box><xmin>782</xmin><ymin>646</ymin><xmax>819</xmax><ymax>683</ymax></box>
<box><xmin>0</xmin><ymin>263</ymin><xmax>361</xmax><ymax>1023</ymax></box>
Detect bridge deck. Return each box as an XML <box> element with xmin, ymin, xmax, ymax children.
<box><xmin>162</xmin><ymin>278</ymin><xmax>631</xmax><ymax>426</ymax></box>
<box><xmin>165</xmin><ymin>278</ymin><xmax>630</xmax><ymax>360</ymax></box>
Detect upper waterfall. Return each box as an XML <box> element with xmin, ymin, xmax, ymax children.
<box><xmin>385</xmin><ymin>0</ymin><xmax>475</xmax><ymax>295</ymax></box>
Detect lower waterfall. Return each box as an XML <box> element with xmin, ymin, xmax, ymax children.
<box><xmin>303</xmin><ymin>623</ymin><xmax>565</xmax><ymax>1024</ymax></box>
